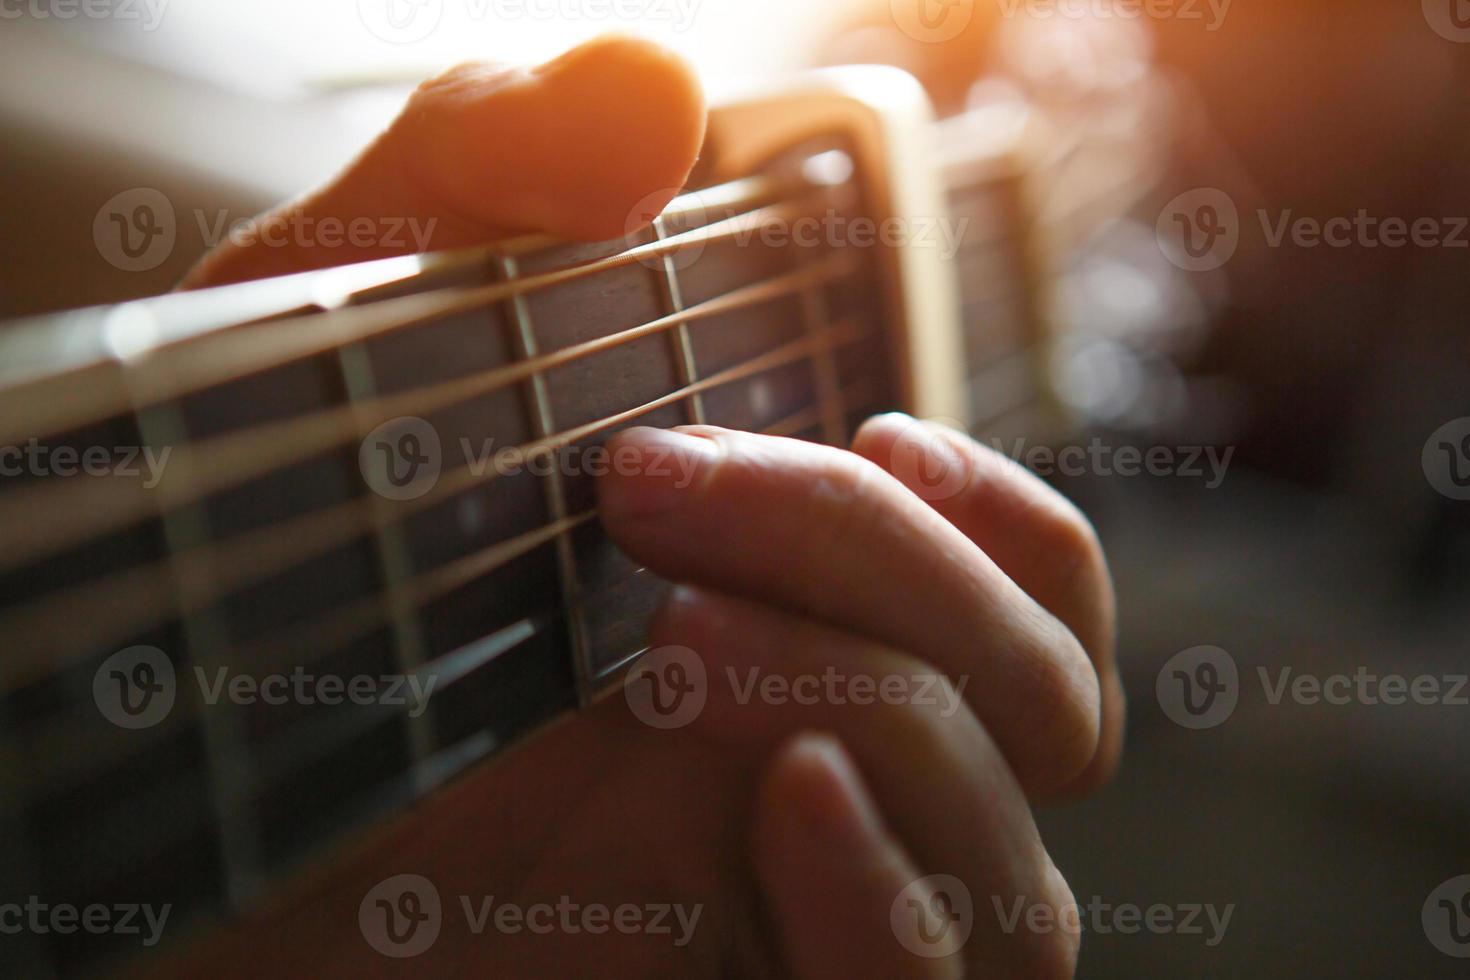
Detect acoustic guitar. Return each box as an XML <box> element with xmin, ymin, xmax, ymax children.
<box><xmin>0</xmin><ymin>60</ymin><xmax>1182</xmax><ymax>976</ymax></box>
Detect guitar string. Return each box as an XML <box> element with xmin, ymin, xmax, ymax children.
<box><xmin>0</xmin><ymin>254</ymin><xmax>856</xmax><ymax>577</ymax></box>
<box><xmin>0</xmin><ymin>319</ymin><xmax>868</xmax><ymax>693</ymax></box>
<box><xmin>14</xmin><ymin>375</ymin><xmax>878</xmax><ymax>800</ymax></box>
<box><xmin>0</xmin><ymin>127</ymin><xmax>1110</xmax><ymax>455</ymax></box>
<box><xmin>0</xmin><ymin>155</ymin><xmax>1103</xmax><ymax>579</ymax></box>
<box><xmin>0</xmin><ymin>136</ymin><xmax>1142</xmax><ymax>687</ymax></box>
<box><xmin>0</xmin><ymin>263</ymin><xmax>860</xmax><ymax>682</ymax></box>
<box><xmin>12</xmin><ymin>365</ymin><xmax>883</xmax><ymax>805</ymax></box>
<box><xmin>0</xmin><ymin>189</ymin><xmax>838</xmax><ymax>453</ymax></box>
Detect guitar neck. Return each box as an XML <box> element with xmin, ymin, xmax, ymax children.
<box><xmin>0</xmin><ymin>68</ymin><xmax>1165</xmax><ymax>977</ymax></box>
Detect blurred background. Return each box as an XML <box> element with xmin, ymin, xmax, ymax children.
<box><xmin>2</xmin><ymin>1</ymin><xmax>1468</xmax><ymax>975</ymax></box>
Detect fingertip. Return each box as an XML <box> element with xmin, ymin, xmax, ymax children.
<box><xmin>850</xmin><ymin>412</ymin><xmax>913</xmax><ymax>462</ymax></box>
<box><xmin>753</xmin><ymin>734</ymin><xmax>949</xmax><ymax>980</ymax></box>
<box><xmin>372</xmin><ymin>36</ymin><xmax>707</xmax><ymax>245</ymax></box>
<box><xmin>755</xmin><ymin>733</ymin><xmax>888</xmax><ymax>858</ymax></box>
<box><xmin>596</xmin><ymin>427</ymin><xmax>721</xmax><ymax>522</ymax></box>
<box><xmin>529</xmin><ymin>34</ymin><xmax>709</xmax><ymax>239</ymax></box>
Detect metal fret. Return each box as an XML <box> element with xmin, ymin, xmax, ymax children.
<box><xmin>795</xmin><ymin>250</ymin><xmax>848</xmax><ymax>445</ymax></box>
<box><xmin>651</xmin><ymin>215</ymin><xmax>707</xmax><ymax>425</ymax></box>
<box><xmin>129</xmin><ymin>397</ymin><xmax>264</xmax><ymax>907</ymax></box>
<box><xmin>497</xmin><ymin>255</ymin><xmax>595</xmax><ymax>708</ymax></box>
<box><xmin>334</xmin><ymin>339</ymin><xmax>438</xmax><ymax>781</ymax></box>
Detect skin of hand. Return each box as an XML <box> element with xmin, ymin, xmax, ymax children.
<box><xmin>156</xmin><ymin>35</ymin><xmax>1121</xmax><ymax>979</ymax></box>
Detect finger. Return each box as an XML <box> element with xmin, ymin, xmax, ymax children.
<box><xmin>645</xmin><ymin>588</ymin><xmax>1080</xmax><ymax>979</ymax></box>
<box><xmin>599</xmin><ymin>426</ymin><xmax>1100</xmax><ymax>794</ymax></box>
<box><xmin>182</xmin><ymin>35</ymin><xmax>706</xmax><ymax>288</ymax></box>
<box><xmin>753</xmin><ymin>734</ymin><xmax>959</xmax><ymax>980</ymax></box>
<box><xmin>852</xmin><ymin>413</ymin><xmax>1123</xmax><ymax>797</ymax></box>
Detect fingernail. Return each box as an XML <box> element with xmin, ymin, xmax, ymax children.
<box><xmin>600</xmin><ymin>427</ymin><xmax>719</xmax><ymax>519</ymax></box>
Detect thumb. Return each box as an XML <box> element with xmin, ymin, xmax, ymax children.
<box><xmin>753</xmin><ymin>734</ymin><xmax>962</xmax><ymax>980</ymax></box>
<box><xmin>182</xmin><ymin>34</ymin><xmax>706</xmax><ymax>288</ymax></box>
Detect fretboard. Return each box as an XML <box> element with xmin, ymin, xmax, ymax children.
<box><xmin>0</xmin><ymin>71</ymin><xmax>1166</xmax><ymax>978</ymax></box>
